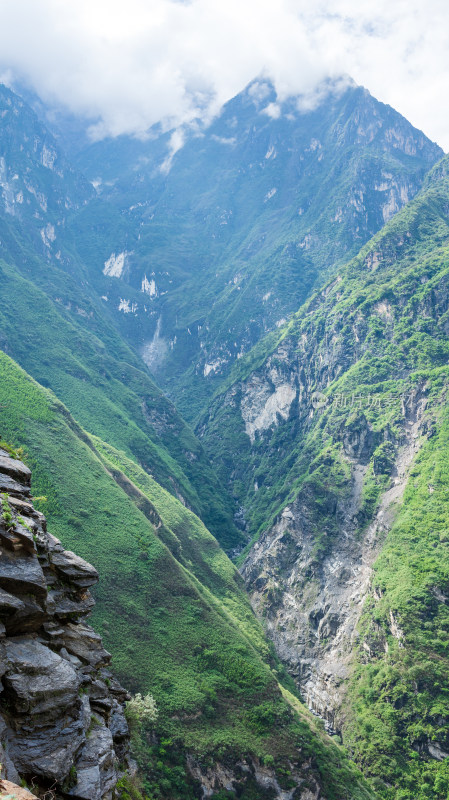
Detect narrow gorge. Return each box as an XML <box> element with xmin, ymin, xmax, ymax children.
<box><xmin>0</xmin><ymin>67</ymin><xmax>448</xmax><ymax>800</ymax></box>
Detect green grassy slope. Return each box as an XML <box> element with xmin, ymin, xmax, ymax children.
<box><xmin>0</xmin><ymin>229</ymin><xmax>241</xmax><ymax>549</ymax></box>
<box><xmin>346</xmin><ymin>406</ymin><xmax>449</xmax><ymax>798</ymax></box>
<box><xmin>0</xmin><ymin>350</ymin><xmax>376</xmax><ymax>800</ymax></box>
<box><xmin>0</xmin><ymin>81</ymin><xmax>240</xmax><ymax>549</ymax></box>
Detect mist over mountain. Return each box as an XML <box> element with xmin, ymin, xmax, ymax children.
<box><xmin>54</xmin><ymin>79</ymin><xmax>443</xmax><ymax>418</ymax></box>
<box><xmin>0</xmin><ymin>71</ymin><xmax>448</xmax><ymax>800</ymax></box>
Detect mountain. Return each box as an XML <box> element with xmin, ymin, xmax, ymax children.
<box><xmin>0</xmin><ymin>83</ymin><xmax>240</xmax><ymax>551</ymax></box>
<box><xmin>198</xmin><ymin>154</ymin><xmax>449</xmax><ymax>798</ymax></box>
<box><xmin>67</xmin><ymin>79</ymin><xmax>443</xmax><ymax>419</ymax></box>
<box><xmin>0</xmin><ymin>84</ymin><xmax>93</xmax><ymax>257</ymax></box>
<box><xmin>1</xmin><ymin>75</ymin><xmax>448</xmax><ymax>799</ymax></box>
<box><xmin>0</xmin><ymin>353</ymin><xmax>377</xmax><ymax>800</ymax></box>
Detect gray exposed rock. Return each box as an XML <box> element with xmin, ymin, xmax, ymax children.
<box><xmin>240</xmin><ymin>362</ymin><xmax>427</xmax><ymax>733</ymax></box>
<box><xmin>12</xmin><ymin>521</ymin><xmax>36</xmax><ymax>553</ymax></box>
<box><xmin>0</xmin><ymin>452</ymin><xmax>130</xmax><ymax>795</ymax></box>
<box><xmin>69</xmin><ymin>724</ymin><xmax>116</xmax><ymax>800</ymax></box>
<box><xmin>0</xmin><ymin>473</ymin><xmax>31</xmax><ymax>496</ymax></box>
<box><xmin>109</xmin><ymin>702</ymin><xmax>129</xmax><ymax>741</ymax></box>
<box><xmin>0</xmin><ymin>551</ymin><xmax>47</xmax><ymax>598</ymax></box>
<box><xmin>187</xmin><ymin>754</ymin><xmax>317</xmax><ymax>799</ymax></box>
<box><xmin>49</xmin><ymin>588</ymin><xmax>95</xmax><ymax>618</ymax></box>
<box><xmin>61</xmin><ymin>623</ymin><xmax>111</xmax><ymax>666</ymax></box>
<box><xmin>0</xmin><ymin>455</ymin><xmax>31</xmax><ymax>484</ymax></box>
<box><xmin>4</xmin><ymin>637</ymin><xmax>79</xmax><ymax>717</ymax></box>
<box><xmin>0</xmin><ymin>588</ymin><xmax>25</xmax><ymax>616</ymax></box>
<box><xmin>6</xmin><ymin>712</ymin><xmax>87</xmax><ymax>779</ymax></box>
<box><xmin>49</xmin><ymin>550</ymin><xmax>98</xmax><ymax>588</ymax></box>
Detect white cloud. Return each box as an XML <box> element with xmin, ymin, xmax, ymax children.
<box><xmin>160</xmin><ymin>128</ymin><xmax>186</xmax><ymax>174</ymax></box>
<box><xmin>262</xmin><ymin>103</ymin><xmax>282</xmax><ymax>120</ymax></box>
<box><xmin>0</xmin><ymin>0</ymin><xmax>447</xmax><ymax>149</ymax></box>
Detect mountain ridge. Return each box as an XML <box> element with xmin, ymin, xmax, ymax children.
<box><xmin>198</xmin><ymin>153</ymin><xmax>449</xmax><ymax>798</ymax></box>
<box><xmin>63</xmin><ymin>79</ymin><xmax>443</xmax><ymax>419</ymax></box>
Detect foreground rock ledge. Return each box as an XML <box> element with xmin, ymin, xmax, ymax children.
<box><xmin>0</xmin><ymin>448</ymin><xmax>130</xmax><ymax>799</ymax></box>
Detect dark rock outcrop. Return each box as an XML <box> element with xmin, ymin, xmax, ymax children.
<box><xmin>0</xmin><ymin>448</ymin><xmax>130</xmax><ymax>798</ymax></box>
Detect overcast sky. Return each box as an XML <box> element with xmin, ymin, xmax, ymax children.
<box><xmin>0</xmin><ymin>0</ymin><xmax>448</xmax><ymax>150</ymax></box>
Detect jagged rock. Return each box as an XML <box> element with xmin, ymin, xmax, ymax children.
<box><xmin>0</xmin><ymin>588</ymin><xmax>25</xmax><ymax>616</ymax></box>
<box><xmin>7</xmin><ymin>497</ymin><xmax>35</xmax><ymax>516</ymax></box>
<box><xmin>0</xmin><ymin>452</ymin><xmax>130</xmax><ymax>795</ymax></box>
<box><xmin>0</xmin><ymin>552</ymin><xmax>47</xmax><ymax>598</ymax></box>
<box><xmin>0</xmin><ymin>455</ymin><xmax>31</xmax><ymax>485</ymax></box>
<box><xmin>60</xmin><ymin>623</ymin><xmax>111</xmax><ymax>666</ymax></box>
<box><xmin>109</xmin><ymin>701</ymin><xmax>129</xmax><ymax>741</ymax></box>
<box><xmin>49</xmin><ymin>550</ymin><xmax>98</xmax><ymax>588</ymax></box>
<box><xmin>187</xmin><ymin>754</ymin><xmax>316</xmax><ymax>800</ymax></box>
<box><xmin>0</xmin><ymin>474</ymin><xmax>31</xmax><ymax>497</ymax></box>
<box><xmin>69</xmin><ymin>723</ymin><xmax>116</xmax><ymax>800</ymax></box>
<box><xmin>3</xmin><ymin>596</ymin><xmax>48</xmax><ymax>635</ymax></box>
<box><xmin>49</xmin><ymin>588</ymin><xmax>95</xmax><ymax>618</ymax></box>
<box><xmin>12</xmin><ymin>521</ymin><xmax>36</xmax><ymax>553</ymax></box>
<box><xmin>6</xmin><ymin>711</ymin><xmax>87</xmax><ymax>779</ymax></box>
<box><xmin>4</xmin><ymin>637</ymin><xmax>80</xmax><ymax>717</ymax></box>
<box><xmin>427</xmin><ymin>741</ymin><xmax>449</xmax><ymax>761</ymax></box>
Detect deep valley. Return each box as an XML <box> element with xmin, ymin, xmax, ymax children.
<box><xmin>0</xmin><ymin>74</ymin><xmax>448</xmax><ymax>800</ymax></box>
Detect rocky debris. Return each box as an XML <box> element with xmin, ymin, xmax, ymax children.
<box><xmin>187</xmin><ymin>755</ymin><xmax>321</xmax><ymax>800</ymax></box>
<box><xmin>241</xmin><ymin>388</ymin><xmax>426</xmax><ymax>734</ymax></box>
<box><xmin>0</xmin><ymin>448</ymin><xmax>130</xmax><ymax>798</ymax></box>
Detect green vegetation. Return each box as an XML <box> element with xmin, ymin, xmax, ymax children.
<box><xmin>127</xmin><ymin>687</ymin><xmax>377</xmax><ymax>800</ymax></box>
<box><xmin>1</xmin><ymin>79</ymin><xmax>447</xmax><ymax>799</ymax></box>
<box><xmin>200</xmin><ymin>156</ymin><xmax>449</xmax><ymax>797</ymax></box>
<box><xmin>71</xmin><ymin>83</ymin><xmax>442</xmax><ymax>421</ymax></box>
<box><xmin>1</xmin><ymin>492</ymin><xmax>13</xmax><ymax>527</ymax></box>
<box><xmin>0</xmin><ymin>231</ymin><xmax>241</xmax><ymax>550</ymax></box>
<box><xmin>345</xmin><ymin>407</ymin><xmax>449</xmax><ymax>798</ymax></box>
<box><xmin>203</xmin><ymin>159</ymin><xmax>449</xmax><ymax>543</ymax></box>
<box><xmin>0</xmin><ymin>350</ymin><xmax>375</xmax><ymax>798</ymax></box>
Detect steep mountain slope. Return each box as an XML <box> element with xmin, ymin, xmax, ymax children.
<box><xmin>199</xmin><ymin>155</ymin><xmax>449</xmax><ymax>798</ymax></box>
<box><xmin>0</xmin><ymin>352</ymin><xmax>377</xmax><ymax>800</ymax></box>
<box><xmin>70</xmin><ymin>80</ymin><xmax>443</xmax><ymax>418</ymax></box>
<box><xmin>0</xmin><ymin>84</ymin><xmax>93</xmax><ymax>260</ymax></box>
<box><xmin>0</xmin><ymin>84</ymin><xmax>240</xmax><ymax>550</ymax></box>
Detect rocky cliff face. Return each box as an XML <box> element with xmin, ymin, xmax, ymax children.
<box><xmin>0</xmin><ymin>84</ymin><xmax>92</xmax><ymax>256</ymax></box>
<box><xmin>241</xmin><ymin>383</ymin><xmax>427</xmax><ymax>732</ymax></box>
<box><xmin>199</xmin><ymin>160</ymin><xmax>449</xmax><ymax>788</ymax></box>
<box><xmin>211</xmin><ymin>309</ymin><xmax>437</xmax><ymax>734</ymax></box>
<box><xmin>0</xmin><ymin>448</ymin><xmax>130</xmax><ymax>798</ymax></box>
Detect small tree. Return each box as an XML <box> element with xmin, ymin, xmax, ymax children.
<box><xmin>126</xmin><ymin>692</ymin><xmax>158</xmax><ymax>730</ymax></box>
